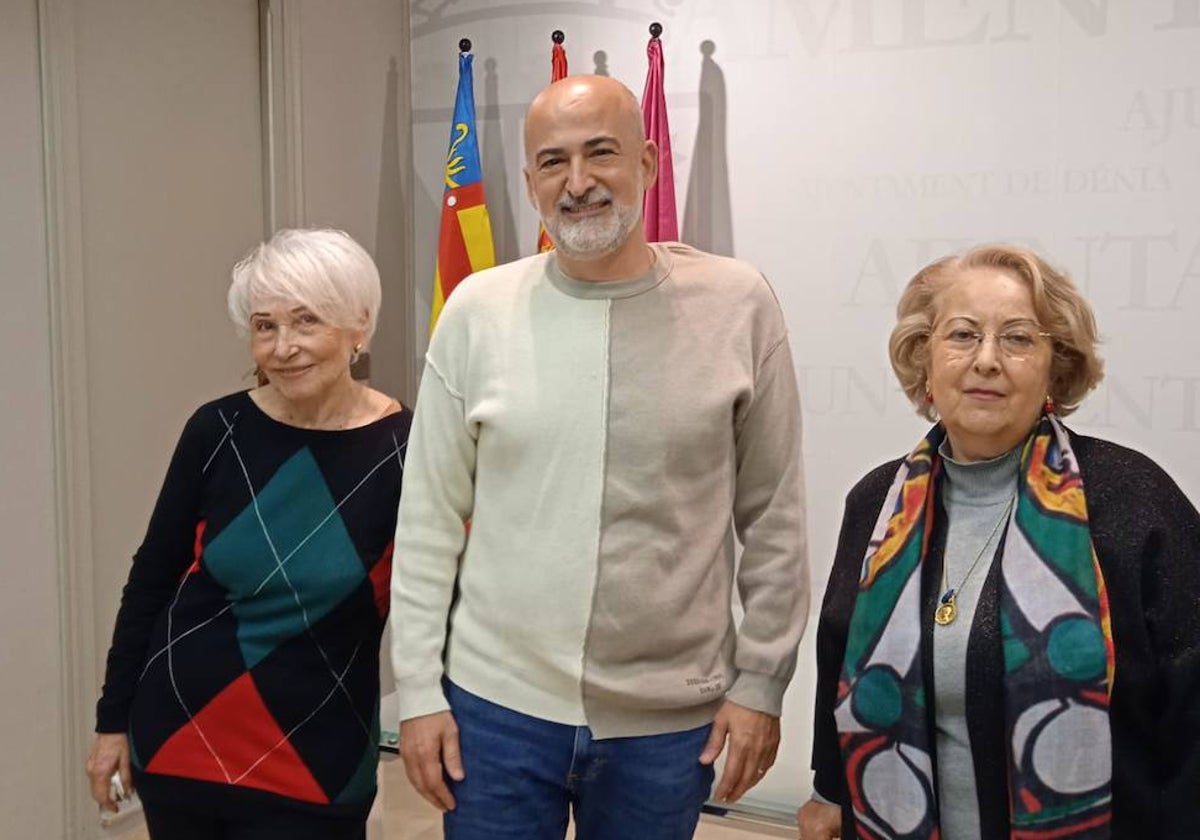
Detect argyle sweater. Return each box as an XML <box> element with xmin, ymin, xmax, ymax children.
<box><xmin>96</xmin><ymin>391</ymin><xmax>410</xmax><ymax>817</ymax></box>
<box><xmin>392</xmin><ymin>242</ymin><xmax>810</xmax><ymax>738</ymax></box>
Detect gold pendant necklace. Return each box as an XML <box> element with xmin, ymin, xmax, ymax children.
<box><xmin>934</xmin><ymin>599</ymin><xmax>957</xmax><ymax>626</ymax></box>
<box><xmin>934</xmin><ymin>495</ymin><xmax>1015</xmax><ymax>627</ymax></box>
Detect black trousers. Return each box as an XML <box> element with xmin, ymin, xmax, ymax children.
<box><xmin>141</xmin><ymin>798</ymin><xmax>367</xmax><ymax>840</ymax></box>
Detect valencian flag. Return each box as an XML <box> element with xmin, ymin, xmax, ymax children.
<box><xmin>430</xmin><ymin>44</ymin><xmax>495</xmax><ymax>334</ymax></box>
<box><xmin>641</xmin><ymin>23</ymin><xmax>678</xmax><ymax>242</ymax></box>
<box><xmin>536</xmin><ymin>31</ymin><xmax>569</xmax><ymax>254</ymax></box>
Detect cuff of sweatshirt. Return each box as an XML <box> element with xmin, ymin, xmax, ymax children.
<box><xmin>724</xmin><ymin>671</ymin><xmax>790</xmax><ymax>717</ymax></box>
<box><xmin>396</xmin><ymin>670</ymin><xmax>451</xmax><ymax>722</ymax></box>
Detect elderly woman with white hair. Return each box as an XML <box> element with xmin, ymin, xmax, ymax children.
<box><xmin>86</xmin><ymin>229</ymin><xmax>410</xmax><ymax>839</ymax></box>
<box><xmin>798</xmin><ymin>244</ymin><xmax>1199</xmax><ymax>840</ymax></box>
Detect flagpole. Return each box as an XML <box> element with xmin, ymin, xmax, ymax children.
<box><xmin>537</xmin><ymin>29</ymin><xmax>569</xmax><ymax>253</ymax></box>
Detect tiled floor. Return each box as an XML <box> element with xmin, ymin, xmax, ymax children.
<box><xmin>121</xmin><ymin>756</ymin><xmax>795</xmax><ymax>839</ymax></box>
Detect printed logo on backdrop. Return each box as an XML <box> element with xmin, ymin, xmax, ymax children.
<box><xmin>768</xmin><ymin>0</ymin><xmax>1200</xmax><ymax>57</ymax></box>
<box><xmin>1123</xmin><ymin>86</ymin><xmax>1200</xmax><ymax>146</ymax></box>
<box><xmin>797</xmin><ymin>363</ymin><xmax>1200</xmax><ymax>432</ymax></box>
<box><xmin>845</xmin><ymin>235</ymin><xmax>1200</xmax><ymax>312</ymax></box>
<box><xmin>415</xmin><ymin>0</ymin><xmax>1200</xmax><ymax>46</ymax></box>
<box><xmin>796</xmin><ymin>168</ymin><xmax>1175</xmax><ymax>205</ymax></box>
<box><xmin>411</xmin><ymin>0</ymin><xmax>685</xmax><ymax>38</ymax></box>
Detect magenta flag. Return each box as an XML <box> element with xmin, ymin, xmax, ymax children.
<box><xmin>641</xmin><ymin>32</ymin><xmax>678</xmax><ymax>242</ymax></box>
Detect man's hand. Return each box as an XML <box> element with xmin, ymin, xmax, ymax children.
<box><xmin>797</xmin><ymin>799</ymin><xmax>842</xmax><ymax>839</ymax></box>
<box><xmin>86</xmin><ymin>733</ymin><xmax>133</xmax><ymax>813</ymax></box>
<box><xmin>698</xmin><ymin>699</ymin><xmax>780</xmax><ymax>802</ymax></box>
<box><xmin>399</xmin><ymin>710</ymin><xmax>465</xmax><ymax>812</ymax></box>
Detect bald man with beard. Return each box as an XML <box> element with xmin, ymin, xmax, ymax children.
<box><xmin>390</xmin><ymin>75</ymin><xmax>809</xmax><ymax>839</ymax></box>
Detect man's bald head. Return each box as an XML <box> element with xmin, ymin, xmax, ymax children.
<box><xmin>524</xmin><ymin>75</ymin><xmax>645</xmax><ymax>164</ymax></box>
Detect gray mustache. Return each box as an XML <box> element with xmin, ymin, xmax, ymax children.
<box><xmin>557</xmin><ymin>189</ymin><xmax>613</xmax><ymax>211</ymax></box>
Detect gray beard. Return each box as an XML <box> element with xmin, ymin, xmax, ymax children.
<box><xmin>545</xmin><ymin>198</ymin><xmax>642</xmax><ymax>259</ymax></box>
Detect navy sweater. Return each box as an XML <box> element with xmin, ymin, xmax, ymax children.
<box><xmin>96</xmin><ymin>391</ymin><xmax>410</xmax><ymax>817</ymax></box>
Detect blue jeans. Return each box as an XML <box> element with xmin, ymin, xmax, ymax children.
<box><xmin>444</xmin><ymin>681</ymin><xmax>715</xmax><ymax>840</ymax></box>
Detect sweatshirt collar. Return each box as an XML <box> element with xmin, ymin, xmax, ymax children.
<box><xmin>546</xmin><ymin>243</ymin><xmax>673</xmax><ymax>300</ymax></box>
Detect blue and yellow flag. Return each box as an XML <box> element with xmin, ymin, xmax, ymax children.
<box><xmin>431</xmin><ymin>52</ymin><xmax>495</xmax><ymax>333</ymax></box>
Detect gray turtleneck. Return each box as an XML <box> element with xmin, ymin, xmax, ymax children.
<box><xmin>934</xmin><ymin>442</ymin><xmax>1019</xmax><ymax>840</ymax></box>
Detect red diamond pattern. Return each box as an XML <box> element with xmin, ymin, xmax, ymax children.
<box><xmin>145</xmin><ymin>671</ymin><xmax>328</xmax><ymax>803</ymax></box>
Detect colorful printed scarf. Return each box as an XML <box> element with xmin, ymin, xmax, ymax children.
<box><xmin>836</xmin><ymin>414</ymin><xmax>1114</xmax><ymax>839</ymax></box>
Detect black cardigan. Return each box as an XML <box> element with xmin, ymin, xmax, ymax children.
<box><xmin>811</xmin><ymin>431</ymin><xmax>1200</xmax><ymax>839</ymax></box>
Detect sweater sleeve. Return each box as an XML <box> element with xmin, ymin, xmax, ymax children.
<box><xmin>389</xmin><ymin>353</ymin><xmax>477</xmax><ymax>722</ymax></box>
<box><xmin>95</xmin><ymin>408</ymin><xmax>213</xmax><ymax>733</ymax></box>
<box><xmin>723</xmin><ymin>335</ymin><xmax>810</xmax><ymax>716</ymax></box>
<box><xmin>1142</xmin><ymin>467</ymin><xmax>1200</xmax><ymax>835</ymax></box>
<box><xmin>810</xmin><ymin>462</ymin><xmax>899</xmax><ymax>807</ymax></box>
<box><xmin>810</xmin><ymin>490</ymin><xmax>863</xmax><ymax>804</ymax></box>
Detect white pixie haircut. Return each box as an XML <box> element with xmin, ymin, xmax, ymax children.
<box><xmin>227</xmin><ymin>228</ymin><xmax>382</xmax><ymax>342</ymax></box>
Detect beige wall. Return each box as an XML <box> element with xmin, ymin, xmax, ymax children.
<box><xmin>72</xmin><ymin>0</ymin><xmax>265</xmax><ymax>708</ymax></box>
<box><xmin>0</xmin><ymin>0</ymin><xmax>67</xmax><ymax>836</ymax></box>
<box><xmin>290</xmin><ymin>0</ymin><xmax>416</xmax><ymax>404</ymax></box>
<box><xmin>283</xmin><ymin>0</ymin><xmax>415</xmax><ymax>715</ymax></box>
<box><xmin>17</xmin><ymin>0</ymin><xmax>265</xmax><ymax>834</ymax></box>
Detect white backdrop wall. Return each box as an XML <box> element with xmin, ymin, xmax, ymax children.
<box><xmin>408</xmin><ymin>0</ymin><xmax>1200</xmax><ymax>813</ymax></box>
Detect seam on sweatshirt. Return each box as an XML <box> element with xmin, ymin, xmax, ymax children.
<box><xmin>756</xmin><ymin>333</ymin><xmax>788</xmax><ymax>379</ymax></box>
<box><xmin>578</xmin><ymin>298</ymin><xmax>613</xmax><ymax>722</ymax></box>
<box><xmin>423</xmin><ymin>353</ymin><xmax>466</xmax><ymax>402</ymax></box>
<box><xmin>395</xmin><ymin>665</ymin><xmax>449</xmax><ymax>685</ymax></box>
<box><xmin>734</xmin><ymin>334</ymin><xmax>789</xmax><ymax>437</ymax></box>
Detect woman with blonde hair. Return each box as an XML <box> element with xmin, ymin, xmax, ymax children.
<box><xmin>798</xmin><ymin>244</ymin><xmax>1199</xmax><ymax>839</ymax></box>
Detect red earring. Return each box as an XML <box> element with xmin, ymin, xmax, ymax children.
<box><xmin>925</xmin><ymin>390</ymin><xmax>934</xmax><ymax>404</ymax></box>
<box><xmin>1043</xmin><ymin>395</ymin><xmax>1055</xmax><ymax>414</ymax></box>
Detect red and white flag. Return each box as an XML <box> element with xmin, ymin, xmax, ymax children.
<box><xmin>641</xmin><ymin>26</ymin><xmax>678</xmax><ymax>242</ymax></box>
<box><xmin>537</xmin><ymin>32</ymin><xmax>569</xmax><ymax>253</ymax></box>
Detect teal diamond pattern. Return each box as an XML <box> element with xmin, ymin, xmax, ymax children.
<box><xmin>202</xmin><ymin>448</ymin><xmax>367</xmax><ymax>668</ymax></box>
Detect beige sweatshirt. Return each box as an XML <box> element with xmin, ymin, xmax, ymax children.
<box><xmin>390</xmin><ymin>242</ymin><xmax>809</xmax><ymax>738</ymax></box>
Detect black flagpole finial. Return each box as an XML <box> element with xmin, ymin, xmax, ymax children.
<box><xmin>649</xmin><ymin>22</ymin><xmax>663</xmax><ymax>39</ymax></box>
<box><xmin>459</xmin><ymin>38</ymin><xmax>472</xmax><ymax>53</ymax></box>
<box><xmin>552</xmin><ymin>30</ymin><xmax>565</xmax><ymax>45</ymax></box>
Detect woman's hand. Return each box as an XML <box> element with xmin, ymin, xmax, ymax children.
<box><xmin>797</xmin><ymin>798</ymin><xmax>841</xmax><ymax>840</ymax></box>
<box><xmin>86</xmin><ymin>733</ymin><xmax>132</xmax><ymax>813</ymax></box>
